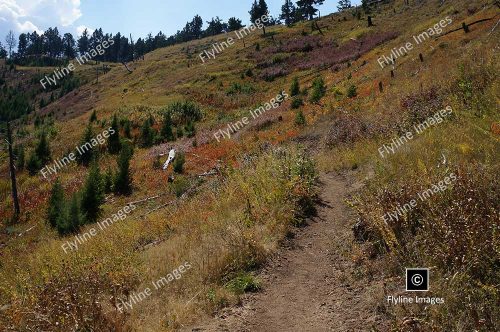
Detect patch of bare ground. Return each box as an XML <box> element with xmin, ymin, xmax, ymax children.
<box><xmin>187</xmin><ymin>172</ymin><xmax>390</xmax><ymax>332</ymax></box>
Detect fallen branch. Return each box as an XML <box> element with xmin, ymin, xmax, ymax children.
<box><xmin>146</xmin><ymin>201</ymin><xmax>176</xmax><ymax>215</ymax></box>
<box><xmin>489</xmin><ymin>18</ymin><xmax>500</xmax><ymax>35</ymax></box>
<box><xmin>197</xmin><ymin>170</ymin><xmax>218</xmax><ymax>177</ymax></box>
<box><xmin>127</xmin><ymin>194</ymin><xmax>162</xmax><ymax>206</ymax></box>
<box><xmin>437</xmin><ymin>15</ymin><xmax>499</xmax><ymax>38</ymax></box>
<box><xmin>17</xmin><ymin>226</ymin><xmax>35</xmax><ymax>237</ymax></box>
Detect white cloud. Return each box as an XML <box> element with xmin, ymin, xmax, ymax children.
<box><xmin>0</xmin><ymin>0</ymin><xmax>82</xmax><ymax>35</ymax></box>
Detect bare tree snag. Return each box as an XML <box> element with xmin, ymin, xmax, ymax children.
<box><xmin>368</xmin><ymin>16</ymin><xmax>373</xmax><ymax>27</ymax></box>
<box><xmin>122</xmin><ymin>62</ymin><xmax>133</xmax><ymax>73</ymax></box>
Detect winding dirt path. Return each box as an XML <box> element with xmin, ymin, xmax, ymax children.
<box><xmin>188</xmin><ymin>173</ymin><xmax>389</xmax><ymax>332</ymax></box>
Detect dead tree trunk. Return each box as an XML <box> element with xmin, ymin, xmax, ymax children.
<box><xmin>315</xmin><ymin>22</ymin><xmax>324</xmax><ymax>35</ymax></box>
<box><xmin>6</xmin><ymin>122</ymin><xmax>20</xmax><ymax>220</ymax></box>
<box><xmin>122</xmin><ymin>62</ymin><xmax>133</xmax><ymax>73</ymax></box>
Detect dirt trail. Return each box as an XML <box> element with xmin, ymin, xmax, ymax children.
<box><xmin>188</xmin><ymin>173</ymin><xmax>388</xmax><ymax>332</ymax></box>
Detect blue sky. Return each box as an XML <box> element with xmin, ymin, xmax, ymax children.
<box><xmin>0</xmin><ymin>0</ymin><xmax>360</xmax><ymax>40</ymax></box>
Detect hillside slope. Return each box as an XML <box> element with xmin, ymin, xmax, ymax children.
<box><xmin>1</xmin><ymin>0</ymin><xmax>499</xmax><ymax>331</ymax></box>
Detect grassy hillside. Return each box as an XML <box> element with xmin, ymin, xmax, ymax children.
<box><xmin>1</xmin><ymin>0</ymin><xmax>499</xmax><ymax>331</ymax></box>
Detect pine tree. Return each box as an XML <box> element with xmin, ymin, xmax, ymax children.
<box><xmin>26</xmin><ymin>152</ymin><xmax>41</xmax><ymax>175</ymax></box>
<box><xmin>108</xmin><ymin>114</ymin><xmax>121</xmax><ymax>154</ymax></box>
<box><xmin>55</xmin><ymin>193</ymin><xmax>82</xmax><ymax>235</ymax></box>
<box><xmin>362</xmin><ymin>0</ymin><xmax>371</xmax><ymax>13</ymax></box>
<box><xmin>77</xmin><ymin>123</ymin><xmax>95</xmax><ymax>166</ymax></box>
<box><xmin>249</xmin><ymin>0</ymin><xmax>270</xmax><ymax>35</ymax></box>
<box><xmin>123</xmin><ymin>120</ymin><xmax>132</xmax><ymax>139</ymax></box>
<box><xmin>47</xmin><ymin>178</ymin><xmax>64</xmax><ymax>229</ymax></box>
<box><xmin>140</xmin><ymin>119</ymin><xmax>155</xmax><ymax>148</ymax></box>
<box><xmin>160</xmin><ymin>111</ymin><xmax>175</xmax><ymax>142</ymax></box>
<box><xmin>35</xmin><ymin>131</ymin><xmax>51</xmax><ymax>166</ymax></box>
<box><xmin>295</xmin><ymin>110</ymin><xmax>306</xmax><ymax>126</ymax></box>
<box><xmin>103</xmin><ymin>168</ymin><xmax>114</xmax><ymax>193</ymax></box>
<box><xmin>310</xmin><ymin>77</ymin><xmax>326</xmax><ymax>103</ymax></box>
<box><xmin>173</xmin><ymin>152</ymin><xmax>185</xmax><ymax>174</ymax></box>
<box><xmin>337</xmin><ymin>0</ymin><xmax>352</xmax><ymax>12</ymax></box>
<box><xmin>90</xmin><ymin>110</ymin><xmax>97</xmax><ymax>122</ymax></box>
<box><xmin>80</xmin><ymin>162</ymin><xmax>104</xmax><ymax>223</ymax></box>
<box><xmin>296</xmin><ymin>0</ymin><xmax>325</xmax><ymax>20</ymax></box>
<box><xmin>290</xmin><ymin>77</ymin><xmax>300</xmax><ymax>96</ymax></box>
<box><xmin>185</xmin><ymin>121</ymin><xmax>196</xmax><ymax>138</ymax></box>
<box><xmin>280</xmin><ymin>0</ymin><xmax>297</xmax><ymax>26</ymax></box>
<box><xmin>227</xmin><ymin>17</ymin><xmax>244</xmax><ymax>31</ymax></box>
<box><xmin>114</xmin><ymin>142</ymin><xmax>133</xmax><ymax>195</ymax></box>
<box><xmin>65</xmin><ymin>194</ymin><xmax>82</xmax><ymax>233</ymax></box>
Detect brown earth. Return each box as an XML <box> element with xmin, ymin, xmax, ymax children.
<box><xmin>186</xmin><ymin>172</ymin><xmax>390</xmax><ymax>332</ymax></box>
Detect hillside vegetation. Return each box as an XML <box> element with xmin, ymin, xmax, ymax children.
<box><xmin>0</xmin><ymin>0</ymin><xmax>499</xmax><ymax>331</ymax></box>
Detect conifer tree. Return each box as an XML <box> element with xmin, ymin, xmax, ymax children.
<box><xmin>80</xmin><ymin>162</ymin><xmax>104</xmax><ymax>223</ymax></box>
<box><xmin>295</xmin><ymin>110</ymin><xmax>306</xmax><ymax>126</ymax></box>
<box><xmin>77</xmin><ymin>123</ymin><xmax>95</xmax><ymax>166</ymax></box>
<box><xmin>160</xmin><ymin>111</ymin><xmax>175</xmax><ymax>142</ymax></box>
<box><xmin>35</xmin><ymin>131</ymin><xmax>51</xmax><ymax>166</ymax></box>
<box><xmin>310</xmin><ymin>77</ymin><xmax>326</xmax><ymax>103</ymax></box>
<box><xmin>290</xmin><ymin>77</ymin><xmax>300</xmax><ymax>96</ymax></box>
<box><xmin>108</xmin><ymin>114</ymin><xmax>121</xmax><ymax>154</ymax></box>
<box><xmin>47</xmin><ymin>178</ymin><xmax>64</xmax><ymax>229</ymax></box>
<box><xmin>280</xmin><ymin>0</ymin><xmax>297</xmax><ymax>26</ymax></box>
<box><xmin>123</xmin><ymin>120</ymin><xmax>132</xmax><ymax>139</ymax></box>
<box><xmin>114</xmin><ymin>142</ymin><xmax>133</xmax><ymax>195</ymax></box>
<box><xmin>297</xmin><ymin>0</ymin><xmax>325</xmax><ymax>20</ymax></box>
<box><xmin>90</xmin><ymin>110</ymin><xmax>97</xmax><ymax>122</ymax></box>
<box><xmin>103</xmin><ymin>168</ymin><xmax>114</xmax><ymax>193</ymax></box>
<box><xmin>26</xmin><ymin>152</ymin><xmax>41</xmax><ymax>175</ymax></box>
<box><xmin>249</xmin><ymin>0</ymin><xmax>270</xmax><ymax>35</ymax></box>
<box><xmin>185</xmin><ymin>121</ymin><xmax>196</xmax><ymax>138</ymax></box>
<box><xmin>337</xmin><ymin>0</ymin><xmax>352</xmax><ymax>12</ymax></box>
<box><xmin>140</xmin><ymin>119</ymin><xmax>155</xmax><ymax>148</ymax></box>
<box><xmin>227</xmin><ymin>17</ymin><xmax>244</xmax><ymax>31</ymax></box>
<box><xmin>65</xmin><ymin>194</ymin><xmax>82</xmax><ymax>233</ymax></box>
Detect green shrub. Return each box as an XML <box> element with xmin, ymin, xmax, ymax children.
<box><xmin>165</xmin><ymin>101</ymin><xmax>202</xmax><ymax>124</ymax></box>
<box><xmin>290</xmin><ymin>77</ymin><xmax>300</xmax><ymax>96</ymax></box>
<box><xmin>173</xmin><ymin>152</ymin><xmax>185</xmax><ymax>174</ymax></box>
<box><xmin>226</xmin><ymin>82</ymin><xmax>256</xmax><ymax>96</ymax></box>
<box><xmin>291</xmin><ymin>97</ymin><xmax>304</xmax><ymax>109</ymax></box>
<box><xmin>347</xmin><ymin>85</ymin><xmax>357</xmax><ymax>98</ymax></box>
<box><xmin>295</xmin><ymin>110</ymin><xmax>306</xmax><ymax>126</ymax></box>
<box><xmin>170</xmin><ymin>175</ymin><xmax>190</xmax><ymax>197</ymax></box>
<box><xmin>226</xmin><ymin>273</ymin><xmax>261</xmax><ymax>295</ymax></box>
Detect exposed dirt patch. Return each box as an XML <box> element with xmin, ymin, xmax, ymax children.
<box><xmin>186</xmin><ymin>172</ymin><xmax>390</xmax><ymax>332</ymax></box>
